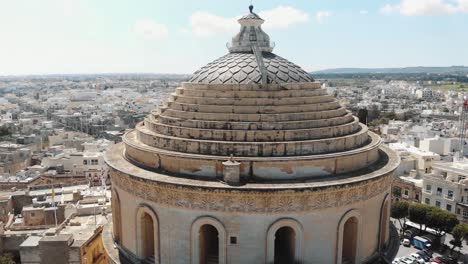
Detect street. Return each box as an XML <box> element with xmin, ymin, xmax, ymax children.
<box><xmin>392</xmin><ymin>219</ymin><xmax>468</xmax><ymax>263</ymax></box>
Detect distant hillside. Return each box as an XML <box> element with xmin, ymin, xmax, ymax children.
<box><xmin>312</xmin><ymin>66</ymin><xmax>468</xmax><ymax>75</ymax></box>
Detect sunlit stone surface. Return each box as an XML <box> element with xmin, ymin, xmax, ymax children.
<box><xmin>104</xmin><ymin>5</ymin><xmax>399</xmax><ymax>264</ymax></box>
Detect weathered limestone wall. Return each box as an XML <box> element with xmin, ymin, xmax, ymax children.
<box><xmin>124</xmin><ymin>132</ymin><xmax>380</xmax><ymax>179</ymax></box>
<box><xmin>135</xmin><ymin>127</ymin><xmax>369</xmax><ymax>157</ymax></box>
<box><xmin>103</xmin><ymin>77</ymin><xmax>400</xmax><ymax>264</ymax></box>
<box><xmin>0</xmin><ymin>198</ymin><xmax>13</xmax><ymax>223</ymax></box>
<box><xmin>143</xmin><ymin>117</ymin><xmax>362</xmax><ymax>142</ymax></box>
<box><xmin>154</xmin><ymin>112</ymin><xmax>355</xmax><ymax>130</ymax></box>
<box><xmin>38</xmin><ymin>234</ymin><xmax>74</xmax><ymax>264</ymax></box>
<box><xmin>19</xmin><ymin>242</ymin><xmax>41</xmax><ymax>264</ymax></box>
<box><xmin>23</xmin><ymin>209</ymin><xmax>45</xmax><ymax>226</ymax></box>
<box><xmin>159</xmin><ymin>107</ymin><xmax>348</xmax><ymax>122</ymax></box>
<box><xmin>11</xmin><ymin>194</ymin><xmax>33</xmax><ymax>215</ymax></box>
<box><xmin>137</xmin><ymin>81</ymin><xmax>367</xmax><ymax>159</ymax></box>
<box><xmin>113</xmin><ymin>176</ymin><xmax>391</xmax><ymax>264</ymax></box>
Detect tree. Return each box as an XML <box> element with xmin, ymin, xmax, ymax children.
<box><xmin>0</xmin><ymin>253</ymin><xmax>15</xmax><ymax>264</ymax></box>
<box><xmin>409</xmin><ymin>204</ymin><xmax>431</xmax><ymax>230</ymax></box>
<box><xmin>367</xmin><ymin>105</ymin><xmax>380</xmax><ymax>123</ymax></box>
<box><xmin>0</xmin><ymin>126</ymin><xmax>11</xmax><ymax>137</ymax></box>
<box><xmin>450</xmin><ymin>224</ymin><xmax>468</xmax><ymax>254</ymax></box>
<box><xmin>426</xmin><ymin>208</ymin><xmax>459</xmax><ymax>237</ymax></box>
<box><xmin>379</xmin><ymin>117</ymin><xmax>390</xmax><ymax>125</ymax></box>
<box><xmin>383</xmin><ymin>111</ymin><xmax>396</xmax><ymax>120</ymax></box>
<box><xmin>391</xmin><ymin>201</ymin><xmax>409</xmax><ymax>229</ymax></box>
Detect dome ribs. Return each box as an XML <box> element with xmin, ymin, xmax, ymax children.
<box><xmin>188</xmin><ymin>52</ymin><xmax>314</xmax><ymax>85</ymax></box>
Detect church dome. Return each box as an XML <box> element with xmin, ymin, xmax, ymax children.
<box><xmin>104</xmin><ymin>6</ymin><xmax>399</xmax><ymax>264</ymax></box>
<box><xmin>116</xmin><ymin>5</ymin><xmax>391</xmax><ymax>181</ymax></box>
<box><xmin>189</xmin><ymin>52</ymin><xmax>314</xmax><ymax>84</ymax></box>
<box><xmin>190</xmin><ymin>4</ymin><xmax>313</xmax><ymax>85</ymax></box>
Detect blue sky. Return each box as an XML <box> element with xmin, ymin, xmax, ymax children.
<box><xmin>0</xmin><ymin>0</ymin><xmax>467</xmax><ymax>75</ymax></box>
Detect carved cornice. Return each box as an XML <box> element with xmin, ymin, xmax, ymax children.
<box><xmin>110</xmin><ymin>168</ymin><xmax>393</xmax><ymax>213</ymax></box>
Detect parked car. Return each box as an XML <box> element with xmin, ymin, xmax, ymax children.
<box><xmin>402</xmin><ymin>238</ymin><xmax>411</xmax><ymax>247</ymax></box>
<box><xmin>439</xmin><ymin>256</ymin><xmax>456</xmax><ymax>264</ymax></box>
<box><xmin>400</xmin><ymin>256</ymin><xmax>417</xmax><ymax>264</ymax></box>
<box><xmin>404</xmin><ymin>226</ymin><xmax>420</xmax><ymax>238</ymax></box>
<box><xmin>392</xmin><ymin>258</ymin><xmax>401</xmax><ymax>264</ymax></box>
<box><xmin>432</xmin><ymin>256</ymin><xmax>456</xmax><ymax>264</ymax></box>
<box><xmin>415</xmin><ymin>251</ymin><xmax>431</xmax><ymax>262</ymax></box>
<box><xmin>411</xmin><ymin>253</ymin><xmax>426</xmax><ymax>264</ymax></box>
<box><xmin>422</xmin><ymin>249</ymin><xmax>433</xmax><ymax>258</ymax></box>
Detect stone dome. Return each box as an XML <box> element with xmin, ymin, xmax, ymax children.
<box><xmin>189</xmin><ymin>52</ymin><xmax>314</xmax><ymax>84</ymax></box>
<box><xmin>190</xmin><ymin>3</ymin><xmax>313</xmax><ymax>85</ymax></box>
<box><xmin>104</xmin><ymin>6</ymin><xmax>399</xmax><ymax>264</ymax></box>
<box><xmin>120</xmin><ymin>5</ymin><xmax>386</xmax><ymax>181</ymax></box>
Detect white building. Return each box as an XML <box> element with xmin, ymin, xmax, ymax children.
<box><xmin>419</xmin><ymin>137</ymin><xmax>460</xmax><ymax>156</ymax></box>
<box><xmin>41</xmin><ymin>149</ymin><xmax>105</xmax><ymax>180</ymax></box>
<box><xmin>389</xmin><ymin>142</ymin><xmax>441</xmax><ymax>175</ymax></box>
<box><xmin>421</xmin><ymin>160</ymin><xmax>468</xmax><ymax>222</ymax></box>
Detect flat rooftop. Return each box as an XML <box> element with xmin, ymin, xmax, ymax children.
<box><xmin>60</xmin><ymin>214</ymin><xmax>108</xmax><ymax>247</ymax></box>
<box><xmin>433</xmin><ymin>160</ymin><xmax>468</xmax><ymax>176</ymax></box>
<box><xmin>20</xmin><ymin>235</ymin><xmax>42</xmax><ymax>247</ymax></box>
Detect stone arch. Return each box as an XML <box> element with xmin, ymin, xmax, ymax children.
<box><xmin>191</xmin><ymin>216</ymin><xmax>227</xmax><ymax>264</ymax></box>
<box><xmin>378</xmin><ymin>194</ymin><xmax>391</xmax><ymax>251</ymax></box>
<box><xmin>336</xmin><ymin>210</ymin><xmax>362</xmax><ymax>264</ymax></box>
<box><xmin>111</xmin><ymin>188</ymin><xmax>122</xmax><ymax>244</ymax></box>
<box><xmin>136</xmin><ymin>204</ymin><xmax>160</xmax><ymax>263</ymax></box>
<box><xmin>266</xmin><ymin>218</ymin><xmax>303</xmax><ymax>264</ymax></box>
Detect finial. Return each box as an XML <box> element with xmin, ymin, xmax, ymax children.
<box><xmin>249</xmin><ymin>4</ymin><xmax>254</xmax><ymax>13</ymax></box>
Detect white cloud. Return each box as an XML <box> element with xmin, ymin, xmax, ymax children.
<box><xmin>316</xmin><ymin>11</ymin><xmax>332</xmax><ymax>24</ymax></box>
<box><xmin>380</xmin><ymin>0</ymin><xmax>468</xmax><ymax>16</ymax></box>
<box><xmin>179</xmin><ymin>28</ymin><xmax>190</xmax><ymax>34</ymax></box>
<box><xmin>189</xmin><ymin>12</ymin><xmax>238</xmax><ymax>37</ymax></box>
<box><xmin>259</xmin><ymin>6</ymin><xmax>309</xmax><ymax>29</ymax></box>
<box><xmin>360</xmin><ymin>10</ymin><xmax>369</xmax><ymax>15</ymax></box>
<box><xmin>188</xmin><ymin>6</ymin><xmax>309</xmax><ymax>37</ymax></box>
<box><xmin>133</xmin><ymin>19</ymin><xmax>168</xmax><ymax>40</ymax></box>
<box><xmin>459</xmin><ymin>0</ymin><xmax>468</xmax><ymax>12</ymax></box>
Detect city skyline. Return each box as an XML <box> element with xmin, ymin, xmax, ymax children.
<box><xmin>1</xmin><ymin>0</ymin><xmax>468</xmax><ymax>76</ymax></box>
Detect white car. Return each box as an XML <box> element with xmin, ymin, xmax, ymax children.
<box><xmin>410</xmin><ymin>253</ymin><xmax>426</xmax><ymax>264</ymax></box>
<box><xmin>402</xmin><ymin>238</ymin><xmax>411</xmax><ymax>247</ymax></box>
<box><xmin>400</xmin><ymin>257</ymin><xmax>416</xmax><ymax>264</ymax></box>
<box><xmin>392</xmin><ymin>258</ymin><xmax>401</xmax><ymax>264</ymax></box>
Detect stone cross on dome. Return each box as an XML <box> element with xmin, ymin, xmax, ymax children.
<box><xmin>228</xmin><ymin>5</ymin><xmax>274</xmax><ymax>53</ymax></box>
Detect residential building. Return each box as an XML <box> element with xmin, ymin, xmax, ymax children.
<box><xmin>392</xmin><ymin>170</ymin><xmax>423</xmax><ymax>203</ymax></box>
<box><xmin>421</xmin><ymin>160</ymin><xmax>468</xmax><ymax>222</ymax></box>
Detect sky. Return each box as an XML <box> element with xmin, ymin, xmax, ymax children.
<box><xmin>0</xmin><ymin>0</ymin><xmax>467</xmax><ymax>75</ymax></box>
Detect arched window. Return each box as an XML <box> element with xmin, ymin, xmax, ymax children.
<box><xmin>274</xmin><ymin>226</ymin><xmax>296</xmax><ymax>264</ymax></box>
<box><xmin>379</xmin><ymin>196</ymin><xmax>390</xmax><ymax>250</ymax></box>
<box><xmin>111</xmin><ymin>189</ymin><xmax>122</xmax><ymax>244</ymax></box>
<box><xmin>199</xmin><ymin>224</ymin><xmax>219</xmax><ymax>264</ymax></box>
<box><xmin>191</xmin><ymin>217</ymin><xmax>226</xmax><ymax>264</ymax></box>
<box><xmin>266</xmin><ymin>219</ymin><xmax>303</xmax><ymax>264</ymax></box>
<box><xmin>136</xmin><ymin>205</ymin><xmax>159</xmax><ymax>263</ymax></box>
<box><xmin>342</xmin><ymin>217</ymin><xmax>358</xmax><ymax>264</ymax></box>
<box><xmin>336</xmin><ymin>210</ymin><xmax>361</xmax><ymax>264</ymax></box>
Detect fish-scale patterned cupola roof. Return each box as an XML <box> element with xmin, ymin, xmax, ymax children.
<box><xmin>189</xmin><ymin>5</ymin><xmax>314</xmax><ymax>85</ymax></box>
